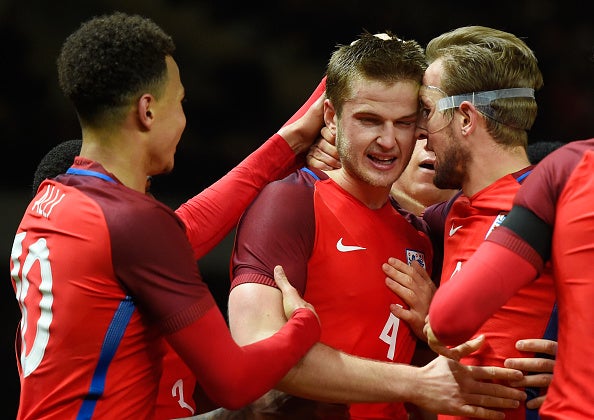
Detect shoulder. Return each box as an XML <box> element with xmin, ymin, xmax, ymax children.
<box><xmin>523</xmin><ymin>138</ymin><xmax>594</xmax><ymax>193</ymax></box>
<box><xmin>253</xmin><ymin>167</ymin><xmax>324</xmax><ymax>206</ymax></box>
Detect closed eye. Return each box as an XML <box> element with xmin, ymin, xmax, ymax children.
<box><xmin>358</xmin><ymin>116</ymin><xmax>382</xmax><ymax>126</ymax></box>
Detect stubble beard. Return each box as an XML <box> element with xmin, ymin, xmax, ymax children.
<box><xmin>432</xmin><ymin>128</ymin><xmax>467</xmax><ymax>191</ymax></box>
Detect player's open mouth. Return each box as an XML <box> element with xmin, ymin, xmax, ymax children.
<box><xmin>368</xmin><ymin>155</ymin><xmax>396</xmax><ymax>165</ymax></box>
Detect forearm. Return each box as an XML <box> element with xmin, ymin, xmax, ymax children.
<box><xmin>170</xmin><ymin>307</ymin><xmax>320</xmax><ymax>410</ymax></box>
<box><xmin>276</xmin><ymin>341</ymin><xmax>417</xmax><ymax>404</ymax></box>
<box><xmin>429</xmin><ymin>241</ymin><xmax>537</xmax><ymax>346</ymax></box>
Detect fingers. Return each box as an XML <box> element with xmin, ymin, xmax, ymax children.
<box><xmin>383</xmin><ymin>258</ymin><xmax>435</xmax><ymax>290</ymax></box>
<box><xmin>273</xmin><ymin>265</ymin><xmax>301</xmax><ymax>319</ymax></box>
<box><xmin>456</xmin><ymin>394</ymin><xmax>521</xmax><ymax>419</ymax></box>
<box><xmin>382</xmin><ymin>257</ymin><xmax>415</xmax><ymax>286</ymax></box>
<box><xmin>306</xmin><ymin>144</ymin><xmax>341</xmax><ymax>170</ymax></box>
<box><xmin>504</xmin><ymin>356</ymin><xmax>555</xmax><ymax>374</ymax></box>
<box><xmin>445</xmin><ymin>335</ymin><xmax>485</xmax><ymax>358</ymax></box>
<box><xmin>450</xmin><ymin>367</ymin><xmax>526</xmax><ymax>418</ymax></box>
<box><xmin>320</xmin><ymin>126</ymin><xmax>336</xmax><ymax>145</ymax></box>
<box><xmin>383</xmin><ymin>257</ymin><xmax>434</xmax><ymax>341</ymax></box>
<box><xmin>425</xmin><ymin>323</ymin><xmax>460</xmax><ymax>359</ymax></box>
<box><xmin>306</xmin><ymin>126</ymin><xmax>341</xmax><ymax>171</ymax></box>
<box><xmin>525</xmin><ymin>395</ymin><xmax>545</xmax><ymax>410</ymax></box>
<box><xmin>389</xmin><ymin>303</ymin><xmax>411</xmax><ymax>322</ymax></box>
<box><xmin>315</xmin><ymin>131</ymin><xmax>340</xmax><ymax>166</ymax></box>
<box><xmin>384</xmin><ymin>274</ymin><xmax>415</xmax><ymax>306</ymax></box>
<box><xmin>454</xmin><ymin>407</ymin><xmax>506</xmax><ymax>420</ymax></box>
<box><xmin>273</xmin><ymin>265</ymin><xmax>292</xmax><ymax>293</ymax></box>
<box><xmin>442</xmin><ymin>397</ymin><xmax>520</xmax><ymax>419</ymax></box>
<box><xmin>314</xmin><ymin>143</ymin><xmax>340</xmax><ymax>167</ymax></box>
<box><xmin>461</xmin><ymin>382</ymin><xmax>526</xmax><ymax>410</ymax></box>
<box><xmin>297</xmin><ymin>95</ymin><xmax>326</xmax><ymax>141</ymax></box>
<box><xmin>390</xmin><ymin>303</ymin><xmax>425</xmax><ymax>340</ymax></box>
<box><xmin>383</xmin><ymin>258</ymin><xmax>435</xmax><ymax>302</ymax></box>
<box><xmin>508</xmin><ymin>372</ymin><xmax>552</xmax><ymax>388</ymax></box>
<box><xmin>506</xmin><ymin>338</ymin><xmax>556</xmax><ymax>390</ymax></box>
<box><xmin>273</xmin><ymin>265</ymin><xmax>319</xmax><ymax>322</ymax></box>
<box><xmin>431</xmin><ymin>335</ymin><xmax>489</xmax><ymax>361</ymax></box>
<box><xmin>466</xmin><ymin>364</ymin><xmax>525</xmax><ymax>383</ymax></box>
<box><xmin>515</xmin><ymin>338</ymin><xmax>557</xmax><ymax>357</ymax></box>
<box><xmin>278</xmin><ymin>94</ymin><xmax>326</xmax><ymax>155</ymax></box>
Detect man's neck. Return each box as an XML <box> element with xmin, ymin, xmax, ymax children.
<box><xmin>463</xmin><ymin>145</ymin><xmax>531</xmax><ymax>197</ymax></box>
<box><xmin>80</xmin><ymin>131</ymin><xmax>148</xmax><ymax>193</ymax></box>
<box><xmin>325</xmin><ymin>169</ymin><xmax>391</xmax><ymax>210</ymax></box>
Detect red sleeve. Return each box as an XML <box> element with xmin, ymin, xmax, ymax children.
<box><xmin>282</xmin><ymin>76</ymin><xmax>326</xmax><ymax>127</ymax></box>
<box><xmin>428</xmin><ymin>240</ymin><xmax>538</xmax><ymax>346</ymax></box>
<box><xmin>176</xmin><ymin>134</ymin><xmax>297</xmax><ymax>258</ymax></box>
<box><xmin>230</xmin><ymin>171</ymin><xmax>317</xmax><ymax>295</ymax></box>
<box><xmin>175</xmin><ymin>77</ymin><xmax>326</xmax><ymax>260</ymax></box>
<box><xmin>166</xmin><ymin>305</ymin><xmax>320</xmax><ymax>409</ymax></box>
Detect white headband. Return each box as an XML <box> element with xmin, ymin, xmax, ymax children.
<box><xmin>435</xmin><ymin>87</ymin><xmax>536</xmax><ymax>129</ymax></box>
<box><xmin>435</xmin><ymin>88</ymin><xmax>535</xmax><ymax>112</ymax></box>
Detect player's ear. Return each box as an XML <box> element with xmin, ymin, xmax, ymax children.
<box><xmin>457</xmin><ymin>101</ymin><xmax>478</xmax><ymax>135</ymax></box>
<box><xmin>324</xmin><ymin>99</ymin><xmax>337</xmax><ymax>136</ymax></box>
<box><xmin>138</xmin><ymin>94</ymin><xmax>155</xmax><ymax>129</ymax></box>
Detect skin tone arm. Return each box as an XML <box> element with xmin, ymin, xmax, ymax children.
<box><xmin>228</xmin><ymin>282</ymin><xmax>526</xmax><ymax>419</ymax></box>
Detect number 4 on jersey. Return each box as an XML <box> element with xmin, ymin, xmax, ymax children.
<box><xmin>379</xmin><ymin>309</ymin><xmax>401</xmax><ymax>360</ymax></box>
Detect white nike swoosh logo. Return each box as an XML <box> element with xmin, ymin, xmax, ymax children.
<box><xmin>336</xmin><ymin>238</ymin><xmax>366</xmax><ymax>252</ymax></box>
<box><xmin>449</xmin><ymin>223</ymin><xmax>463</xmax><ymax>237</ymax></box>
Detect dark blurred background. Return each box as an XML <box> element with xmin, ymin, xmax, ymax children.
<box><xmin>2</xmin><ymin>0</ymin><xmax>593</xmax><ymax>416</ymax></box>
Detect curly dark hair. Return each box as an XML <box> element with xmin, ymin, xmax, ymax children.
<box><xmin>57</xmin><ymin>12</ymin><xmax>175</xmax><ymax>125</ymax></box>
<box><xmin>32</xmin><ymin>139</ymin><xmax>82</xmax><ymax>196</ymax></box>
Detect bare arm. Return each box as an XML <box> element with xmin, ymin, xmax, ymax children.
<box><xmin>228</xmin><ymin>282</ymin><xmax>526</xmax><ymax>419</ymax></box>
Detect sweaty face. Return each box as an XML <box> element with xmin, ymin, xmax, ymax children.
<box><xmin>332</xmin><ymin>79</ymin><xmax>419</xmax><ymax>190</ymax></box>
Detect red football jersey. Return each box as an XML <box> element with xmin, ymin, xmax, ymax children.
<box><xmin>231</xmin><ymin>168</ymin><xmax>433</xmax><ymax>419</ymax></box>
<box><xmin>429</xmin><ymin>138</ymin><xmax>594</xmax><ymax>419</ymax></box>
<box><xmin>428</xmin><ymin>170</ymin><xmax>556</xmax><ymax>420</ymax></box>
<box><xmin>11</xmin><ymin>159</ymin><xmax>212</xmax><ymax>419</ymax></box>
<box><xmin>11</xmin><ymin>157</ymin><xmax>320</xmax><ymax>419</ymax></box>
